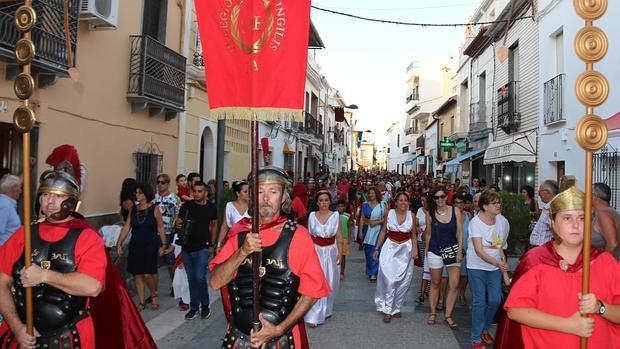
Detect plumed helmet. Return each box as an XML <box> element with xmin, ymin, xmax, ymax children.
<box><xmin>37</xmin><ymin>145</ymin><xmax>86</xmax><ymax>220</ymax></box>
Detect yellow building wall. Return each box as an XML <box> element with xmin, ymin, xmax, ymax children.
<box><xmin>0</xmin><ymin>0</ymin><xmax>183</xmax><ymax>217</ymax></box>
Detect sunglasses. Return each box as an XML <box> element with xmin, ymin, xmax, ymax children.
<box><xmin>434</xmin><ymin>194</ymin><xmax>447</xmax><ymax>200</ymax></box>
<box><xmin>157</xmin><ymin>181</ymin><xmax>168</xmax><ymax>184</ymax></box>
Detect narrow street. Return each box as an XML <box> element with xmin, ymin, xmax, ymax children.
<box><xmin>145</xmin><ymin>245</ymin><xmax>478</xmax><ymax>348</ymax></box>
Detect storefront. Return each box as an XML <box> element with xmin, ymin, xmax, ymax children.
<box><xmin>484</xmin><ymin>130</ymin><xmax>537</xmax><ymax>192</ymax></box>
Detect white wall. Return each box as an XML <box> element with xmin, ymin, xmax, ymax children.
<box><xmin>538</xmin><ymin>0</ymin><xmax>620</xmax><ymax>190</ymax></box>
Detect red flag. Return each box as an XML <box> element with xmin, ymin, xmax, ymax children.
<box><xmin>195</xmin><ymin>0</ymin><xmax>311</xmax><ymax>121</ymax></box>
<box><xmin>334</xmin><ymin>107</ymin><xmax>345</xmax><ymax>122</ymax></box>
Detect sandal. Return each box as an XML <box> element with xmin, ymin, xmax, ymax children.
<box><xmin>393</xmin><ymin>312</ymin><xmax>402</xmax><ymax>318</ymax></box>
<box><xmin>383</xmin><ymin>314</ymin><xmax>392</xmax><ymax>323</ymax></box>
<box><xmin>150</xmin><ymin>294</ymin><xmax>160</xmax><ymax>310</ymax></box>
<box><xmin>444</xmin><ymin>316</ymin><xmax>458</xmax><ymax>329</ymax></box>
<box><xmin>137</xmin><ymin>302</ymin><xmax>146</xmax><ymax>311</ymax></box>
<box><xmin>427</xmin><ymin>313</ymin><xmax>437</xmax><ymax>325</ymax></box>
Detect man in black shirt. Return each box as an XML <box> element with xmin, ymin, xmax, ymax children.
<box><xmin>175</xmin><ymin>181</ymin><xmax>217</xmax><ymax>320</ymax></box>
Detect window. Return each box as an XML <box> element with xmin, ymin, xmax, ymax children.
<box><xmin>142</xmin><ymin>0</ymin><xmax>168</xmax><ymax>42</ymax></box>
<box><xmin>554</xmin><ymin>30</ymin><xmax>564</xmax><ymax>75</ymax></box>
<box><xmin>134</xmin><ymin>151</ymin><xmax>163</xmax><ymax>187</ymax></box>
<box><xmin>397</xmin><ymin>164</ymin><xmax>400</xmax><ymax>173</ymax></box>
<box><xmin>397</xmin><ymin>134</ymin><xmax>400</xmax><ymax>147</ymax></box>
<box><xmin>509</xmin><ymin>42</ymin><xmax>520</xmax><ymax>82</ymax></box>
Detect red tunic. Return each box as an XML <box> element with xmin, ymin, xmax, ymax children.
<box><xmin>0</xmin><ymin>221</ymin><xmax>107</xmax><ymax>349</ymax></box>
<box><xmin>503</xmin><ymin>244</ymin><xmax>620</xmax><ymax>349</ymax></box>
<box><xmin>210</xmin><ymin>219</ymin><xmax>331</xmax><ymax>348</ymax></box>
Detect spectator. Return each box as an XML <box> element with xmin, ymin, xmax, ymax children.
<box><xmin>187</xmin><ymin>172</ymin><xmax>202</xmax><ymax>191</ymax></box>
<box><xmin>521</xmin><ymin>185</ymin><xmax>540</xmax><ymax>234</ymax></box>
<box><xmin>176</xmin><ymin>174</ymin><xmax>192</xmax><ymax>202</ymax></box>
<box><xmin>0</xmin><ymin>174</ymin><xmax>22</xmax><ymax>245</ymax></box>
<box><xmin>175</xmin><ymin>181</ymin><xmax>218</xmax><ymax>320</ymax></box>
<box><xmin>592</xmin><ymin>182</ymin><xmax>620</xmax><ymax>259</ymax></box>
<box><xmin>119</xmin><ymin>178</ymin><xmax>137</xmax><ymax>223</ymax></box>
<box><xmin>467</xmin><ymin>190</ymin><xmax>509</xmax><ymax>348</ymax></box>
<box><xmin>216</xmin><ymin>180</ymin><xmax>250</xmax><ymax>247</ymax></box>
<box><xmin>359</xmin><ymin>187</ymin><xmax>387</xmax><ymax>282</ymax></box>
<box><xmin>453</xmin><ymin>192</ymin><xmax>474</xmax><ymax>306</ymax></box>
<box><xmin>529</xmin><ymin>180</ymin><xmax>558</xmax><ymax>248</ymax></box>
<box><xmin>425</xmin><ymin>186</ymin><xmax>464</xmax><ymax>328</ymax></box>
<box><xmin>116</xmin><ymin>183</ymin><xmax>166</xmax><ymax>311</ymax></box>
<box><xmin>469</xmin><ymin>177</ymin><xmax>482</xmax><ymax>196</ymax></box>
<box><xmin>415</xmin><ymin>194</ymin><xmax>431</xmax><ymax>305</ymax></box>
<box><xmin>153</xmin><ymin>174</ymin><xmax>181</xmax><ymax>294</ymax></box>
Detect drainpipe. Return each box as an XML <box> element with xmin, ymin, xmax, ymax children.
<box><xmin>176</xmin><ymin>0</ymin><xmax>192</xmax><ymax>174</ymax></box>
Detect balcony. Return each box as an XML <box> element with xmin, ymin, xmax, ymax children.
<box><xmin>0</xmin><ymin>0</ymin><xmax>80</xmax><ymax>86</ymax></box>
<box><xmin>405</xmin><ymin>92</ymin><xmax>420</xmax><ymax>103</ymax></box>
<box><xmin>127</xmin><ymin>35</ymin><xmax>186</xmax><ymax>120</ymax></box>
<box><xmin>497</xmin><ymin>81</ymin><xmax>520</xmax><ymax>134</ymax></box>
<box><xmin>544</xmin><ymin>74</ymin><xmax>565</xmax><ymax>125</ymax></box>
<box><xmin>468</xmin><ymin>102</ymin><xmax>491</xmax><ymax>141</ymax></box>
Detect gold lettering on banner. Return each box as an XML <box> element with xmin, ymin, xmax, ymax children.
<box><xmin>269</xmin><ymin>2</ymin><xmax>286</xmax><ymax>51</ymax></box>
<box><xmin>252</xmin><ymin>59</ymin><xmax>259</xmax><ymax>71</ymax></box>
<box><xmin>253</xmin><ymin>16</ymin><xmax>262</xmax><ymax>31</ymax></box>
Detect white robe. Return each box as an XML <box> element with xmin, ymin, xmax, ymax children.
<box><xmin>375</xmin><ymin>210</ymin><xmax>414</xmax><ymax>315</ymax></box>
<box><xmin>304</xmin><ymin>211</ymin><xmax>340</xmax><ymax>325</ymax></box>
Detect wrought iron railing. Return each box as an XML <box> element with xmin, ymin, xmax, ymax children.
<box><xmin>544</xmin><ymin>74</ymin><xmax>565</xmax><ymax>125</ymax></box>
<box><xmin>406</xmin><ymin>91</ymin><xmax>420</xmax><ymax>104</ymax></box>
<box><xmin>127</xmin><ymin>35</ymin><xmax>186</xmax><ymax>111</ymax></box>
<box><xmin>497</xmin><ymin>81</ymin><xmax>520</xmax><ymax>134</ymax></box>
<box><xmin>0</xmin><ymin>0</ymin><xmax>80</xmax><ymax>77</ymax></box>
<box><xmin>594</xmin><ymin>146</ymin><xmax>619</xmax><ymax>210</ymax></box>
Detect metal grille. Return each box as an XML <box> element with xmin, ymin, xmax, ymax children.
<box><xmin>128</xmin><ymin>35</ymin><xmax>186</xmax><ymax>110</ymax></box>
<box><xmin>0</xmin><ymin>0</ymin><xmax>80</xmax><ymax>75</ymax></box>
<box><xmin>593</xmin><ymin>146</ymin><xmax>619</xmax><ymax>210</ymax></box>
<box><xmin>544</xmin><ymin>74</ymin><xmax>565</xmax><ymax>125</ymax></box>
<box><xmin>133</xmin><ymin>142</ymin><xmax>163</xmax><ymax>188</ymax></box>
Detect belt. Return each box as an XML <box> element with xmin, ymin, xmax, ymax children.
<box><xmin>311</xmin><ymin>235</ymin><xmax>336</xmax><ymax>246</ymax></box>
<box><xmin>387</xmin><ymin>231</ymin><xmax>411</xmax><ymax>243</ymax></box>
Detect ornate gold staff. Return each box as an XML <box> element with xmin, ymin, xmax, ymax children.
<box><xmin>572</xmin><ymin>1</ymin><xmax>609</xmax><ymax>348</ymax></box>
<box><xmin>12</xmin><ymin>0</ymin><xmax>38</xmax><ymax>335</ymax></box>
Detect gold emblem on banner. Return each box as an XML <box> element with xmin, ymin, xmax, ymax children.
<box><xmin>230</xmin><ymin>0</ymin><xmax>274</xmax><ymax>54</ymax></box>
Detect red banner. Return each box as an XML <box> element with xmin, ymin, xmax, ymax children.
<box><xmin>195</xmin><ymin>0</ymin><xmax>311</xmax><ymax>121</ymax></box>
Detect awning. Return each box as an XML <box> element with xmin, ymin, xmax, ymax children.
<box><xmin>404</xmin><ymin>154</ymin><xmax>417</xmax><ymax>165</ymax></box>
<box><xmin>313</xmin><ymin>148</ymin><xmax>323</xmax><ymax>160</ymax></box>
<box><xmin>283</xmin><ymin>143</ymin><xmax>295</xmax><ymax>154</ymax></box>
<box><xmin>484</xmin><ymin>130</ymin><xmax>537</xmax><ymax>165</ymax></box>
<box><xmin>445</xmin><ymin>149</ymin><xmax>485</xmax><ymax>174</ymax></box>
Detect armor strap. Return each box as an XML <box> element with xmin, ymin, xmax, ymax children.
<box><xmin>222</xmin><ymin>327</ymin><xmax>295</xmax><ymax>349</ymax></box>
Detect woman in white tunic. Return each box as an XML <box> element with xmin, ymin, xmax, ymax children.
<box><xmin>215</xmin><ymin>180</ymin><xmax>250</xmax><ymax>246</ymax></box>
<box><xmin>373</xmin><ymin>192</ymin><xmax>418</xmax><ymax>323</ymax></box>
<box><xmin>305</xmin><ymin>190</ymin><xmax>343</xmax><ymax>327</ymax></box>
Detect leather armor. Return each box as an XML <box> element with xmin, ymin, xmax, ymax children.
<box><xmin>228</xmin><ymin>220</ymin><xmax>301</xmax><ymax>339</ymax></box>
<box><xmin>12</xmin><ymin>225</ymin><xmax>88</xmax><ymax>340</ymax></box>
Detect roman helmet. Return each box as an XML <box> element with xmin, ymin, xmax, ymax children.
<box><xmin>248</xmin><ymin>166</ymin><xmax>293</xmax><ymax>215</ymax></box>
<box><xmin>37</xmin><ymin>144</ymin><xmax>86</xmax><ymax>220</ymax></box>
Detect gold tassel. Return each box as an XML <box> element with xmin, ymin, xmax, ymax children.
<box><xmin>211</xmin><ymin>107</ymin><xmax>304</xmax><ymax>122</ymax></box>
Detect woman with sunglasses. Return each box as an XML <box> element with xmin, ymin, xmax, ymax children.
<box><xmin>373</xmin><ymin>192</ymin><xmax>418</xmax><ymax>323</ymax></box>
<box><xmin>425</xmin><ymin>186</ymin><xmax>464</xmax><ymax>328</ymax></box>
<box><xmin>467</xmin><ymin>190</ymin><xmax>510</xmax><ymax>348</ymax></box>
<box><xmin>305</xmin><ymin>190</ymin><xmax>343</xmax><ymax>328</ymax></box>
<box><xmin>116</xmin><ymin>183</ymin><xmax>167</xmax><ymax>311</ymax></box>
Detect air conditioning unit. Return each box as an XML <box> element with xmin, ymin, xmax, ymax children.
<box><xmin>80</xmin><ymin>0</ymin><xmax>119</xmax><ymax>29</ymax></box>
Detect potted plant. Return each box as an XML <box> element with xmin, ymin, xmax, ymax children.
<box><xmin>498</xmin><ymin>190</ymin><xmax>530</xmax><ymax>256</ymax></box>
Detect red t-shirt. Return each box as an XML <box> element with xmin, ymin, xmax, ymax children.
<box><xmin>0</xmin><ymin>222</ymin><xmax>107</xmax><ymax>349</ymax></box>
<box><xmin>210</xmin><ymin>223</ymin><xmax>330</xmax><ymax>345</ymax></box>
<box><xmin>504</xmin><ymin>252</ymin><xmax>620</xmax><ymax>349</ymax></box>
<box><xmin>177</xmin><ymin>186</ymin><xmax>191</xmax><ymax>202</ymax></box>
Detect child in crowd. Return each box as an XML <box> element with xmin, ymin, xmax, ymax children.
<box><xmin>337</xmin><ymin>200</ymin><xmax>352</xmax><ymax>280</ymax></box>
<box><xmin>176</xmin><ymin>174</ymin><xmax>192</xmax><ymax>202</ymax></box>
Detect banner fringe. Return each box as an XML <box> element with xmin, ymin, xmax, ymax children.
<box><xmin>212</xmin><ymin>108</ymin><xmax>304</xmax><ymax>122</ymax></box>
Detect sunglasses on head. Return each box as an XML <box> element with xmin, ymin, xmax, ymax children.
<box><xmin>434</xmin><ymin>194</ymin><xmax>447</xmax><ymax>200</ymax></box>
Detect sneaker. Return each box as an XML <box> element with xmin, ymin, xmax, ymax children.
<box><xmin>471</xmin><ymin>341</ymin><xmax>485</xmax><ymax>349</ymax></box>
<box><xmin>184</xmin><ymin>309</ymin><xmax>199</xmax><ymax>320</ymax></box>
<box><xmin>200</xmin><ymin>306</ymin><xmax>211</xmax><ymax>319</ymax></box>
<box><xmin>481</xmin><ymin>331</ymin><xmax>494</xmax><ymax>345</ymax></box>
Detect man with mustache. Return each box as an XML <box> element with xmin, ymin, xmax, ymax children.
<box><xmin>209</xmin><ymin>167</ymin><xmax>330</xmax><ymax>348</ymax></box>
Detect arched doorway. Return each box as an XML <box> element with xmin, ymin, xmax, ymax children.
<box><xmin>200</xmin><ymin>126</ymin><xmax>215</xmax><ymax>181</ymax></box>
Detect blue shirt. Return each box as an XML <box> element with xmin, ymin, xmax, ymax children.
<box><xmin>0</xmin><ymin>194</ymin><xmax>21</xmax><ymax>245</ymax></box>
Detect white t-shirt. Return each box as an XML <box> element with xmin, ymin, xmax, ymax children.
<box><xmin>466</xmin><ymin>214</ymin><xmax>509</xmax><ymax>271</ymax></box>
<box><xmin>415</xmin><ymin>207</ymin><xmax>426</xmax><ymax>241</ymax></box>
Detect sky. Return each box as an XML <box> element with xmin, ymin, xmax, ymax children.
<box><xmin>310</xmin><ymin>0</ymin><xmax>481</xmax><ymax>146</ymax></box>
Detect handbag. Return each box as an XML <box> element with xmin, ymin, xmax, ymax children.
<box><xmin>439</xmin><ymin>244</ymin><xmax>460</xmax><ymax>265</ymax></box>
<box><xmin>413</xmin><ymin>243</ymin><xmax>423</xmax><ymax>267</ymax></box>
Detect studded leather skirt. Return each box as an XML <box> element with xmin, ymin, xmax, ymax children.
<box><xmin>222</xmin><ymin>327</ymin><xmax>295</xmax><ymax>349</ymax></box>
<box><xmin>0</xmin><ymin>312</ymin><xmax>87</xmax><ymax>349</ymax></box>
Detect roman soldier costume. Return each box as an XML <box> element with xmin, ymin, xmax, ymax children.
<box><xmin>0</xmin><ymin>145</ymin><xmax>156</xmax><ymax>349</ymax></box>
<box><xmin>210</xmin><ymin>167</ymin><xmax>330</xmax><ymax>349</ymax></box>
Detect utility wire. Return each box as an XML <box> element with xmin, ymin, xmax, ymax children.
<box><xmin>311</xmin><ymin>5</ymin><xmax>532</xmax><ymax>27</ymax></box>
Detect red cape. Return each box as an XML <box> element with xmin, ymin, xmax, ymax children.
<box><xmin>495</xmin><ymin>241</ymin><xmax>604</xmax><ymax>349</ymax></box>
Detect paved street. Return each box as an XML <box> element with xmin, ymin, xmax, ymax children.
<box><xmin>136</xmin><ymin>244</ymin><xmax>508</xmax><ymax>348</ymax></box>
